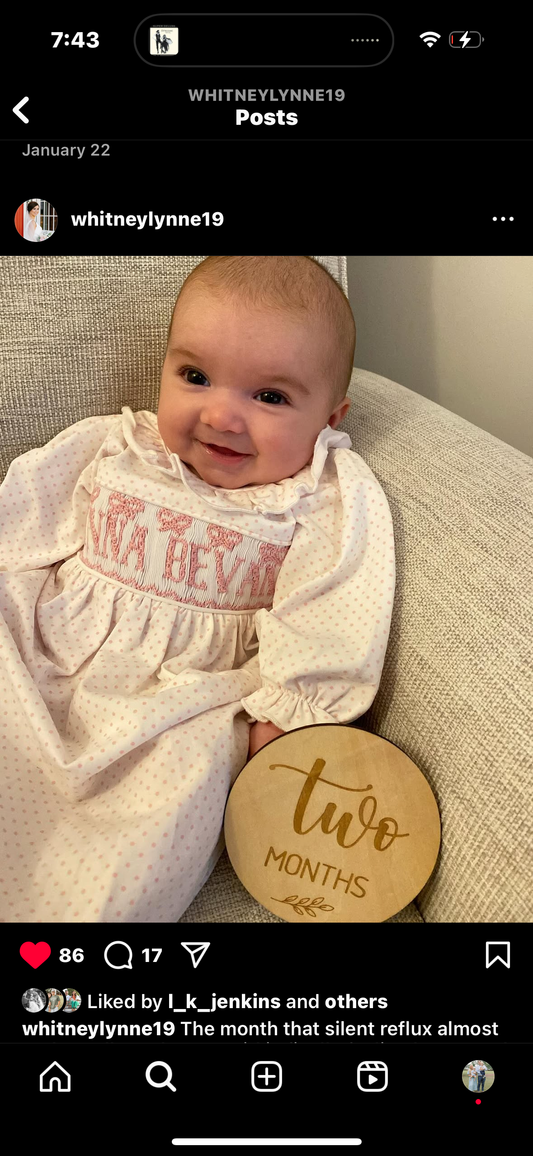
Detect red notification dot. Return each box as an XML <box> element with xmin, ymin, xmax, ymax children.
<box><xmin>475</xmin><ymin>1099</ymin><xmax>481</xmax><ymax>1105</ymax></box>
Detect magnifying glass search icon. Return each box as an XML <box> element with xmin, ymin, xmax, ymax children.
<box><xmin>146</xmin><ymin>1061</ymin><xmax>177</xmax><ymax>1092</ymax></box>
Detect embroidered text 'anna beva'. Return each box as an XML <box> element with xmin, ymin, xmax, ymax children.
<box><xmin>80</xmin><ymin>486</ymin><xmax>291</xmax><ymax>611</ymax></box>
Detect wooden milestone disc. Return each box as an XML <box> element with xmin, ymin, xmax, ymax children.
<box><xmin>224</xmin><ymin>724</ymin><xmax>440</xmax><ymax>923</ymax></box>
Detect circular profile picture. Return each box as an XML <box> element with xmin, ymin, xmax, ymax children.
<box><xmin>14</xmin><ymin>199</ymin><xmax>58</xmax><ymax>243</ymax></box>
<box><xmin>21</xmin><ymin>987</ymin><xmax>47</xmax><ymax>1013</ymax></box>
<box><xmin>463</xmin><ymin>1059</ymin><xmax>494</xmax><ymax>1093</ymax></box>
<box><xmin>63</xmin><ymin>988</ymin><xmax>82</xmax><ymax>1012</ymax></box>
<box><xmin>45</xmin><ymin>987</ymin><xmax>65</xmax><ymax>1013</ymax></box>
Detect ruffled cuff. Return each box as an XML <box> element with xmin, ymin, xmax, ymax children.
<box><xmin>240</xmin><ymin>684</ymin><xmax>336</xmax><ymax>731</ymax></box>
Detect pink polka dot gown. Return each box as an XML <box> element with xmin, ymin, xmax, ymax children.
<box><xmin>0</xmin><ymin>408</ymin><xmax>395</xmax><ymax>922</ymax></box>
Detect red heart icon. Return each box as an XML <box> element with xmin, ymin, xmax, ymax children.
<box><xmin>20</xmin><ymin>941</ymin><xmax>51</xmax><ymax>968</ymax></box>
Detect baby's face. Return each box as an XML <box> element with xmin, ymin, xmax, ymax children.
<box><xmin>158</xmin><ymin>288</ymin><xmax>350</xmax><ymax>489</ymax></box>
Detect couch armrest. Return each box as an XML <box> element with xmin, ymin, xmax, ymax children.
<box><xmin>342</xmin><ymin>368</ymin><xmax>533</xmax><ymax>921</ymax></box>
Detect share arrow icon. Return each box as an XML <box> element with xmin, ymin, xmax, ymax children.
<box><xmin>181</xmin><ymin>941</ymin><xmax>210</xmax><ymax>968</ymax></box>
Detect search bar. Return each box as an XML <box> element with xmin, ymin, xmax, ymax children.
<box><xmin>171</xmin><ymin>1142</ymin><xmax>363</xmax><ymax>1147</ymax></box>
<box><xmin>134</xmin><ymin>14</ymin><xmax>393</xmax><ymax>67</ymax></box>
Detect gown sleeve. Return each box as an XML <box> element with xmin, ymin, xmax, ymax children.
<box><xmin>240</xmin><ymin>448</ymin><xmax>396</xmax><ymax>731</ymax></box>
<box><xmin>0</xmin><ymin>414</ymin><xmax>121</xmax><ymax>571</ymax></box>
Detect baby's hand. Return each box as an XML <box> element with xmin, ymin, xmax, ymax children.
<box><xmin>247</xmin><ymin>720</ymin><xmax>285</xmax><ymax>760</ymax></box>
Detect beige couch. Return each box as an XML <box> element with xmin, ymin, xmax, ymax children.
<box><xmin>1</xmin><ymin>255</ymin><xmax>531</xmax><ymax>923</ymax></box>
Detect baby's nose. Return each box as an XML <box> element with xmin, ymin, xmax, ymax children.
<box><xmin>200</xmin><ymin>401</ymin><xmax>248</xmax><ymax>430</ymax></box>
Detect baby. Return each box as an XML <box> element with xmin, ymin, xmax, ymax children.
<box><xmin>0</xmin><ymin>255</ymin><xmax>395</xmax><ymax>923</ymax></box>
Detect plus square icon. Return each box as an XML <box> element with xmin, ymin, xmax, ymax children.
<box><xmin>251</xmin><ymin>1061</ymin><xmax>283</xmax><ymax>1092</ymax></box>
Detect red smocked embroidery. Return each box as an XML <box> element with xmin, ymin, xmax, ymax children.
<box><xmin>80</xmin><ymin>487</ymin><xmax>291</xmax><ymax>611</ymax></box>
<box><xmin>236</xmin><ymin>541</ymin><xmax>289</xmax><ymax>600</ymax></box>
<box><xmin>103</xmin><ymin>492</ymin><xmax>146</xmax><ymax>561</ymax></box>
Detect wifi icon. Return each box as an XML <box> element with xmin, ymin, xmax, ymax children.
<box><xmin>419</xmin><ymin>31</ymin><xmax>441</xmax><ymax>47</ymax></box>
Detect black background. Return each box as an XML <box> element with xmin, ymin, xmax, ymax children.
<box><xmin>2</xmin><ymin>4</ymin><xmax>532</xmax><ymax>246</ymax></box>
<box><xmin>4</xmin><ymin>924</ymin><xmax>528</xmax><ymax>1151</ymax></box>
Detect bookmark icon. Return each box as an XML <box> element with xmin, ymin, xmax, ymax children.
<box><xmin>181</xmin><ymin>942</ymin><xmax>210</xmax><ymax>968</ymax></box>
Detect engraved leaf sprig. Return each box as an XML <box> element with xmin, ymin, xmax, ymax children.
<box><xmin>271</xmin><ymin>895</ymin><xmax>334</xmax><ymax>917</ymax></box>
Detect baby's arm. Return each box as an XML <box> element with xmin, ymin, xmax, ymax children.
<box><xmin>248</xmin><ymin>719</ymin><xmax>285</xmax><ymax>759</ymax></box>
<box><xmin>240</xmin><ymin>452</ymin><xmax>396</xmax><ymax>738</ymax></box>
<box><xmin>0</xmin><ymin>414</ymin><xmax>119</xmax><ymax>571</ymax></box>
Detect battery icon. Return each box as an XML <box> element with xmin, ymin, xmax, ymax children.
<box><xmin>449</xmin><ymin>31</ymin><xmax>483</xmax><ymax>47</ymax></box>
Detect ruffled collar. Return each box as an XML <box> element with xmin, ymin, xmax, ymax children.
<box><xmin>121</xmin><ymin>406</ymin><xmax>351</xmax><ymax>514</ymax></box>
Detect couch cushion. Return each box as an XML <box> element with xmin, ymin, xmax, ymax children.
<box><xmin>344</xmin><ymin>369</ymin><xmax>533</xmax><ymax>921</ymax></box>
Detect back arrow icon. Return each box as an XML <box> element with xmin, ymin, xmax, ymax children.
<box><xmin>13</xmin><ymin>97</ymin><xmax>29</xmax><ymax>124</ymax></box>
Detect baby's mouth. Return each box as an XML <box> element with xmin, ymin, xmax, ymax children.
<box><xmin>200</xmin><ymin>441</ymin><xmax>251</xmax><ymax>457</ymax></box>
<box><xmin>207</xmin><ymin>444</ymin><xmax>242</xmax><ymax>456</ymax></box>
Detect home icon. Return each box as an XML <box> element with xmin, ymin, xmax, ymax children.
<box><xmin>40</xmin><ymin>1061</ymin><xmax>71</xmax><ymax>1092</ymax></box>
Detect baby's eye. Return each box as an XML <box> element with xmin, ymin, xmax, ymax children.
<box><xmin>182</xmin><ymin>368</ymin><xmax>208</xmax><ymax>386</ymax></box>
<box><xmin>255</xmin><ymin>391</ymin><xmax>288</xmax><ymax>405</ymax></box>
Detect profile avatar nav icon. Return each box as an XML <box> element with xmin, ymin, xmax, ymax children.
<box><xmin>181</xmin><ymin>942</ymin><xmax>210</xmax><ymax>968</ymax></box>
<box><xmin>357</xmin><ymin>1061</ymin><xmax>388</xmax><ymax>1092</ymax></box>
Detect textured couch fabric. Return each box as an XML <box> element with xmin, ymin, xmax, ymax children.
<box><xmin>1</xmin><ymin>255</ymin><xmax>531</xmax><ymax>923</ymax></box>
<box><xmin>344</xmin><ymin>369</ymin><xmax>533</xmax><ymax>923</ymax></box>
